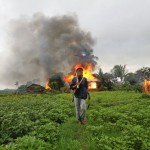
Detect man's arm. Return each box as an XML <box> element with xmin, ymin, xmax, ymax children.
<box><xmin>70</xmin><ymin>77</ymin><xmax>77</xmax><ymax>90</ymax></box>
<box><xmin>85</xmin><ymin>78</ymin><xmax>88</xmax><ymax>89</ymax></box>
<box><xmin>85</xmin><ymin>78</ymin><xmax>90</xmax><ymax>99</ymax></box>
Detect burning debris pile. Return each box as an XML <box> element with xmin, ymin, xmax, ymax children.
<box><xmin>0</xmin><ymin>13</ymin><xmax>98</xmax><ymax>88</ymax></box>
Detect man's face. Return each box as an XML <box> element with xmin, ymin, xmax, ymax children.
<box><xmin>77</xmin><ymin>69</ymin><xmax>83</xmax><ymax>76</ymax></box>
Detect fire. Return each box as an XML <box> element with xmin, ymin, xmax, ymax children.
<box><xmin>64</xmin><ymin>63</ymin><xmax>95</xmax><ymax>82</ymax></box>
<box><xmin>64</xmin><ymin>63</ymin><xmax>99</xmax><ymax>90</ymax></box>
<box><xmin>88</xmin><ymin>81</ymin><xmax>97</xmax><ymax>89</ymax></box>
<box><xmin>144</xmin><ymin>79</ymin><xmax>150</xmax><ymax>93</ymax></box>
<box><xmin>45</xmin><ymin>79</ymin><xmax>51</xmax><ymax>90</ymax></box>
<box><xmin>63</xmin><ymin>74</ymin><xmax>74</xmax><ymax>83</ymax></box>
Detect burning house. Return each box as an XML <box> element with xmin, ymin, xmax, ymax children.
<box><xmin>88</xmin><ymin>79</ymin><xmax>100</xmax><ymax>90</ymax></box>
<box><xmin>64</xmin><ymin>63</ymin><xmax>100</xmax><ymax>90</ymax></box>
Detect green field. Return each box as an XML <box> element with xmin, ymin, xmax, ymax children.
<box><xmin>0</xmin><ymin>91</ymin><xmax>150</xmax><ymax>150</ymax></box>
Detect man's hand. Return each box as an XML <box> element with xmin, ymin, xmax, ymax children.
<box><xmin>73</xmin><ymin>82</ymin><xmax>79</xmax><ymax>88</ymax></box>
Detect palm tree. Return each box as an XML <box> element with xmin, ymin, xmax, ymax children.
<box><xmin>94</xmin><ymin>68</ymin><xmax>113</xmax><ymax>90</ymax></box>
<box><xmin>111</xmin><ymin>65</ymin><xmax>128</xmax><ymax>82</ymax></box>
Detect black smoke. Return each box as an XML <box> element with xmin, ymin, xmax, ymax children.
<box><xmin>0</xmin><ymin>13</ymin><xmax>98</xmax><ymax>86</ymax></box>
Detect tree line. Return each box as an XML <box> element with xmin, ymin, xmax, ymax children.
<box><xmin>94</xmin><ymin>65</ymin><xmax>150</xmax><ymax>92</ymax></box>
<box><xmin>4</xmin><ymin>65</ymin><xmax>149</xmax><ymax>93</ymax></box>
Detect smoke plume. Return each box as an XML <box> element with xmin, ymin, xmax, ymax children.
<box><xmin>1</xmin><ymin>13</ymin><xmax>98</xmax><ymax>87</ymax></box>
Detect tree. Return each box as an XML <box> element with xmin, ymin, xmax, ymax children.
<box><xmin>94</xmin><ymin>68</ymin><xmax>113</xmax><ymax>90</ymax></box>
<box><xmin>124</xmin><ymin>72</ymin><xmax>137</xmax><ymax>85</ymax></box>
<box><xmin>50</xmin><ymin>73</ymin><xmax>64</xmax><ymax>91</ymax></box>
<box><xmin>111</xmin><ymin>65</ymin><xmax>128</xmax><ymax>82</ymax></box>
<box><xmin>135</xmin><ymin>67</ymin><xmax>150</xmax><ymax>82</ymax></box>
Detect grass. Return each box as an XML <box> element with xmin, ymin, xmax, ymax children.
<box><xmin>56</xmin><ymin>91</ymin><xmax>150</xmax><ymax>149</ymax></box>
<box><xmin>0</xmin><ymin>91</ymin><xmax>150</xmax><ymax>149</ymax></box>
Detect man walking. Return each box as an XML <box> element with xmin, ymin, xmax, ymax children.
<box><xmin>70</xmin><ymin>67</ymin><xmax>89</xmax><ymax>124</ymax></box>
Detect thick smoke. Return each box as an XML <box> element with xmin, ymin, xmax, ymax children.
<box><xmin>1</xmin><ymin>13</ymin><xmax>98</xmax><ymax>87</ymax></box>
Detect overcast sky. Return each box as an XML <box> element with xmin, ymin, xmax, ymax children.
<box><xmin>0</xmin><ymin>0</ymin><xmax>150</xmax><ymax>89</ymax></box>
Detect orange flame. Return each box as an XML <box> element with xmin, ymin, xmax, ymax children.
<box><xmin>144</xmin><ymin>79</ymin><xmax>150</xmax><ymax>93</ymax></box>
<box><xmin>88</xmin><ymin>81</ymin><xmax>97</xmax><ymax>89</ymax></box>
<box><xmin>64</xmin><ymin>63</ymin><xmax>95</xmax><ymax>82</ymax></box>
<box><xmin>45</xmin><ymin>79</ymin><xmax>51</xmax><ymax>90</ymax></box>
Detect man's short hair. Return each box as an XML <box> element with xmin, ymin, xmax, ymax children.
<box><xmin>76</xmin><ymin>67</ymin><xmax>83</xmax><ymax>71</ymax></box>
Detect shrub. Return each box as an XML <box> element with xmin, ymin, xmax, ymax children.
<box><xmin>3</xmin><ymin>136</ymin><xmax>52</xmax><ymax>150</ymax></box>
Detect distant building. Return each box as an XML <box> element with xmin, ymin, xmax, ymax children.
<box><xmin>26</xmin><ymin>84</ymin><xmax>45</xmax><ymax>93</ymax></box>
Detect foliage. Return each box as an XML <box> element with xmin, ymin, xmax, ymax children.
<box><xmin>0</xmin><ymin>91</ymin><xmax>150</xmax><ymax>149</ymax></box>
<box><xmin>0</xmin><ymin>93</ymin><xmax>73</xmax><ymax>149</ymax></box>
<box><xmin>85</xmin><ymin>91</ymin><xmax>150</xmax><ymax>150</ymax></box>
<box><xmin>141</xmin><ymin>93</ymin><xmax>150</xmax><ymax>98</ymax></box>
<box><xmin>0</xmin><ymin>89</ymin><xmax>16</xmax><ymax>94</ymax></box>
<box><xmin>135</xmin><ymin>67</ymin><xmax>150</xmax><ymax>82</ymax></box>
<box><xmin>49</xmin><ymin>73</ymin><xmax>64</xmax><ymax>91</ymax></box>
<box><xmin>121</xmin><ymin>83</ymin><xmax>143</xmax><ymax>92</ymax></box>
<box><xmin>111</xmin><ymin>64</ymin><xmax>128</xmax><ymax>82</ymax></box>
<box><xmin>94</xmin><ymin>69</ymin><xmax>113</xmax><ymax>91</ymax></box>
<box><xmin>124</xmin><ymin>72</ymin><xmax>138</xmax><ymax>85</ymax></box>
<box><xmin>2</xmin><ymin>135</ymin><xmax>52</xmax><ymax>150</ymax></box>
